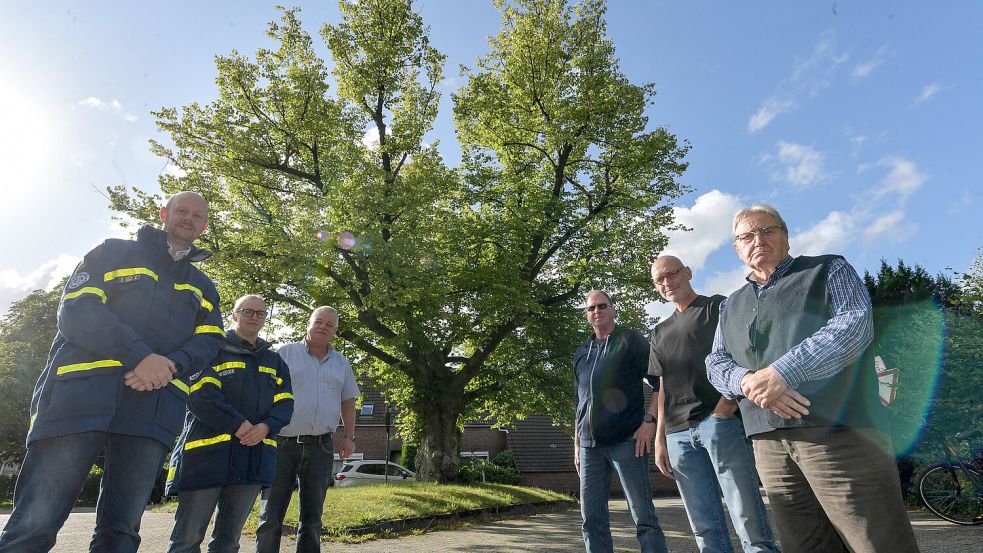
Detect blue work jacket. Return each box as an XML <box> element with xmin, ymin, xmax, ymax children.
<box><xmin>28</xmin><ymin>226</ymin><xmax>225</xmax><ymax>447</ymax></box>
<box><xmin>165</xmin><ymin>330</ymin><xmax>294</xmax><ymax>494</ymax></box>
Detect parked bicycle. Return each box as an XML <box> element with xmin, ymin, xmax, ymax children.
<box><xmin>917</xmin><ymin>429</ymin><xmax>983</xmax><ymax>525</ymax></box>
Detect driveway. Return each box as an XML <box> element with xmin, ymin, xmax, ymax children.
<box><xmin>2</xmin><ymin>497</ymin><xmax>979</xmax><ymax>551</ymax></box>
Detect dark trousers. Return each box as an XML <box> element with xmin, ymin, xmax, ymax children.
<box><xmin>0</xmin><ymin>431</ymin><xmax>168</xmax><ymax>553</ymax></box>
<box><xmin>752</xmin><ymin>426</ymin><xmax>919</xmax><ymax>553</ymax></box>
<box><xmin>255</xmin><ymin>438</ymin><xmax>334</xmax><ymax>553</ymax></box>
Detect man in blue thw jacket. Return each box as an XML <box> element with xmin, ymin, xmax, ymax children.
<box><xmin>166</xmin><ymin>294</ymin><xmax>294</xmax><ymax>553</ymax></box>
<box><xmin>0</xmin><ymin>192</ymin><xmax>225</xmax><ymax>553</ymax></box>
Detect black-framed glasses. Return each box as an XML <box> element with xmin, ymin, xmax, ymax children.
<box><xmin>236</xmin><ymin>308</ymin><xmax>268</xmax><ymax>319</ymax></box>
<box><xmin>653</xmin><ymin>266</ymin><xmax>685</xmax><ymax>285</ymax></box>
<box><xmin>585</xmin><ymin>303</ymin><xmax>609</xmax><ymax>312</ymax></box>
<box><xmin>734</xmin><ymin>225</ymin><xmax>784</xmax><ymax>244</ymax></box>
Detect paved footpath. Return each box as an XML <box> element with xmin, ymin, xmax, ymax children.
<box><xmin>3</xmin><ymin>497</ymin><xmax>980</xmax><ymax>552</ymax></box>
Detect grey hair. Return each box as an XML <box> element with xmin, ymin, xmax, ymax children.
<box><xmin>732</xmin><ymin>203</ymin><xmax>788</xmax><ymax>236</ymax></box>
<box><xmin>309</xmin><ymin>305</ymin><xmax>339</xmax><ymax>324</ymax></box>
<box><xmin>584</xmin><ymin>289</ymin><xmax>614</xmax><ymax>306</ymax></box>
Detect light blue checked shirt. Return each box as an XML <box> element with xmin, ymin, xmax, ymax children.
<box><xmin>276</xmin><ymin>341</ymin><xmax>360</xmax><ymax>437</ymax></box>
<box><xmin>706</xmin><ymin>255</ymin><xmax>873</xmax><ymax>399</ymax></box>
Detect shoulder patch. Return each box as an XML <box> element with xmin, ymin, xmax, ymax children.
<box><xmin>67</xmin><ymin>272</ymin><xmax>91</xmax><ymax>290</ymax></box>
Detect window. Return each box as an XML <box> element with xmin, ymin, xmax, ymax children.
<box><xmin>357</xmin><ymin>463</ymin><xmax>385</xmax><ymax>475</ymax></box>
<box><xmin>460</xmin><ymin>451</ymin><xmax>489</xmax><ymax>461</ymax></box>
<box><xmin>360</xmin><ymin>403</ymin><xmax>375</xmax><ymax>416</ymax></box>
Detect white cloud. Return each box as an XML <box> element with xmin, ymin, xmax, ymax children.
<box><xmin>0</xmin><ymin>254</ymin><xmax>80</xmax><ymax>315</ymax></box>
<box><xmin>790</xmin><ymin>210</ymin><xmax>855</xmax><ymax>256</ymax></box>
<box><xmin>162</xmin><ymin>162</ymin><xmax>187</xmax><ymax>178</ymax></box>
<box><xmin>852</xmin><ymin>45</ymin><xmax>888</xmax><ymax>78</ymax></box>
<box><xmin>748</xmin><ymin>99</ymin><xmax>796</xmax><ymax>133</ymax></box>
<box><xmin>871</xmin><ymin>156</ymin><xmax>927</xmax><ymax>201</ymax></box>
<box><xmin>913</xmin><ymin>82</ymin><xmax>945</xmax><ymax>105</ymax></box>
<box><xmin>747</xmin><ymin>31</ymin><xmax>846</xmax><ymax>133</ymax></box>
<box><xmin>702</xmin><ymin>265</ymin><xmax>750</xmax><ymax>298</ymax></box>
<box><xmin>863</xmin><ymin>210</ymin><xmax>915</xmax><ymax>241</ymax></box>
<box><xmin>77</xmin><ymin>96</ymin><xmax>138</xmax><ymax>122</ymax></box>
<box><xmin>361</xmin><ymin>126</ymin><xmax>380</xmax><ymax>150</ymax></box>
<box><xmin>771</xmin><ymin>141</ymin><xmax>828</xmax><ymax>188</ymax></box>
<box><xmin>662</xmin><ymin>190</ymin><xmax>743</xmax><ymax>269</ymax></box>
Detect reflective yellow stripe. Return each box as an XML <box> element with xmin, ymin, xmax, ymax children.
<box><xmin>190</xmin><ymin>377</ymin><xmax>222</xmax><ymax>393</ymax></box>
<box><xmin>103</xmin><ymin>267</ymin><xmax>158</xmax><ymax>282</ymax></box>
<box><xmin>174</xmin><ymin>283</ymin><xmax>214</xmax><ymax>312</ymax></box>
<box><xmin>258</xmin><ymin>366</ymin><xmax>277</xmax><ymax>377</ymax></box>
<box><xmin>170</xmin><ymin>378</ymin><xmax>189</xmax><ymax>395</ymax></box>
<box><xmin>167</xmin><ymin>465</ymin><xmax>176</xmax><ymax>481</ymax></box>
<box><xmin>29</xmin><ymin>413</ymin><xmax>36</xmax><ymax>430</ymax></box>
<box><xmin>276</xmin><ymin>377</ymin><xmax>283</xmax><ymax>386</ymax></box>
<box><xmin>184</xmin><ymin>434</ymin><xmax>231</xmax><ymax>451</ymax></box>
<box><xmin>262</xmin><ymin>438</ymin><xmax>277</xmax><ymax>448</ymax></box>
<box><xmin>56</xmin><ymin>359</ymin><xmax>123</xmax><ymax>375</ymax></box>
<box><xmin>213</xmin><ymin>361</ymin><xmax>246</xmax><ymax>371</ymax></box>
<box><xmin>195</xmin><ymin>325</ymin><xmax>226</xmax><ymax>336</ymax></box>
<box><xmin>274</xmin><ymin>392</ymin><xmax>294</xmax><ymax>403</ymax></box>
<box><xmin>63</xmin><ymin>287</ymin><xmax>107</xmax><ymax>304</ymax></box>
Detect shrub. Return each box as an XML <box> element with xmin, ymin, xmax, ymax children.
<box><xmin>457</xmin><ymin>458</ymin><xmax>519</xmax><ymax>485</ymax></box>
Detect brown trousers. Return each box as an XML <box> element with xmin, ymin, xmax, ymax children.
<box><xmin>752</xmin><ymin>426</ymin><xmax>919</xmax><ymax>553</ymax></box>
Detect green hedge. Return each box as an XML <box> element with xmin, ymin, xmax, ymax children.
<box><xmin>457</xmin><ymin>459</ymin><xmax>519</xmax><ymax>485</ymax></box>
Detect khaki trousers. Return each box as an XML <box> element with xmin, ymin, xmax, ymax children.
<box><xmin>752</xmin><ymin>426</ymin><xmax>919</xmax><ymax>553</ymax></box>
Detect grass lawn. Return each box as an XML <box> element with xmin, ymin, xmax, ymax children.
<box><xmin>158</xmin><ymin>483</ymin><xmax>574</xmax><ymax>542</ymax></box>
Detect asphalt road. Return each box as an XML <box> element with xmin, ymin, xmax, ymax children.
<box><xmin>2</xmin><ymin>497</ymin><xmax>979</xmax><ymax>552</ymax></box>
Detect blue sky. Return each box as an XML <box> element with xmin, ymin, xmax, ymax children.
<box><xmin>1</xmin><ymin>0</ymin><xmax>980</xmax><ymax>322</ymax></box>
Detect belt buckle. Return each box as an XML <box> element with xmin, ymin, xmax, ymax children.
<box><xmin>295</xmin><ymin>435</ymin><xmax>313</xmax><ymax>444</ymax></box>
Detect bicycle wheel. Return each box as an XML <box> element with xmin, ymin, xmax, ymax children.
<box><xmin>918</xmin><ymin>463</ymin><xmax>983</xmax><ymax>525</ymax></box>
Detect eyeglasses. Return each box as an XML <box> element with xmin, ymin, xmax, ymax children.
<box><xmin>652</xmin><ymin>266</ymin><xmax>685</xmax><ymax>285</ymax></box>
<box><xmin>236</xmin><ymin>308</ymin><xmax>268</xmax><ymax>319</ymax></box>
<box><xmin>734</xmin><ymin>225</ymin><xmax>784</xmax><ymax>244</ymax></box>
<box><xmin>585</xmin><ymin>303</ymin><xmax>609</xmax><ymax>312</ymax></box>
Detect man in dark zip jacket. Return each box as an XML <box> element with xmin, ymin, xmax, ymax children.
<box><xmin>0</xmin><ymin>192</ymin><xmax>225</xmax><ymax>553</ymax></box>
<box><xmin>166</xmin><ymin>294</ymin><xmax>294</xmax><ymax>553</ymax></box>
<box><xmin>573</xmin><ymin>290</ymin><xmax>667</xmax><ymax>553</ymax></box>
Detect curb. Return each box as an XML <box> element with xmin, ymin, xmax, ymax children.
<box><xmin>282</xmin><ymin>499</ymin><xmax>577</xmax><ymax>538</ymax></box>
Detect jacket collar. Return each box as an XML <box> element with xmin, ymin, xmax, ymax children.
<box><xmin>137</xmin><ymin>225</ymin><xmax>212</xmax><ymax>263</ymax></box>
<box><xmin>223</xmin><ymin>329</ymin><xmax>272</xmax><ymax>355</ymax></box>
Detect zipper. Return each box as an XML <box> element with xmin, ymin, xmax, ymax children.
<box><xmin>585</xmin><ymin>335</ymin><xmax>609</xmax><ymax>443</ymax></box>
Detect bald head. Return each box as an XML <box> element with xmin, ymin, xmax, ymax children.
<box><xmin>159</xmin><ymin>191</ymin><xmax>209</xmax><ymax>249</ymax></box>
<box><xmin>651</xmin><ymin>255</ymin><xmax>696</xmax><ymax>310</ymax></box>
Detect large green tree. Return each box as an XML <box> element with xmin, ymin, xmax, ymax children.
<box><xmin>0</xmin><ymin>285</ymin><xmax>62</xmax><ymax>467</ymax></box>
<box><xmin>109</xmin><ymin>0</ymin><xmax>687</xmax><ymax>482</ymax></box>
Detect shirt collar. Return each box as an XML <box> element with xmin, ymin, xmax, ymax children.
<box><xmin>167</xmin><ymin>241</ymin><xmax>192</xmax><ymax>261</ymax></box>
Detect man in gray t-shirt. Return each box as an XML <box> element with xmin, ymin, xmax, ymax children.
<box><xmin>649</xmin><ymin>256</ymin><xmax>777</xmax><ymax>553</ymax></box>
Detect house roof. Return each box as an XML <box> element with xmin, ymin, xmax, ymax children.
<box><xmin>506</xmin><ymin>415</ymin><xmax>575</xmax><ymax>473</ymax></box>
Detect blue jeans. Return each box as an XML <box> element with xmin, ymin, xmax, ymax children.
<box><xmin>666</xmin><ymin>414</ymin><xmax>778</xmax><ymax>553</ymax></box>
<box><xmin>0</xmin><ymin>431</ymin><xmax>168</xmax><ymax>553</ymax></box>
<box><xmin>255</xmin><ymin>438</ymin><xmax>334</xmax><ymax>553</ymax></box>
<box><xmin>579</xmin><ymin>436</ymin><xmax>667</xmax><ymax>553</ymax></box>
<box><xmin>168</xmin><ymin>485</ymin><xmax>262</xmax><ymax>553</ymax></box>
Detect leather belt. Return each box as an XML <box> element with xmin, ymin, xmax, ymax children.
<box><xmin>283</xmin><ymin>433</ymin><xmax>332</xmax><ymax>444</ymax></box>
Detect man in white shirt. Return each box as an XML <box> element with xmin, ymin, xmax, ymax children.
<box><xmin>255</xmin><ymin>306</ymin><xmax>359</xmax><ymax>553</ymax></box>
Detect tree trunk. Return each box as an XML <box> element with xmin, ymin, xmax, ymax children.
<box><xmin>414</xmin><ymin>397</ymin><xmax>464</xmax><ymax>483</ymax></box>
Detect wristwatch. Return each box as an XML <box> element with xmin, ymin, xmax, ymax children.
<box><xmin>642</xmin><ymin>413</ymin><xmax>656</xmax><ymax>424</ymax></box>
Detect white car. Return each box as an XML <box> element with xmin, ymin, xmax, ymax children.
<box><xmin>334</xmin><ymin>460</ymin><xmax>416</xmax><ymax>487</ymax></box>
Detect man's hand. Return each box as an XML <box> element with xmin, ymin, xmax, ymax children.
<box><xmin>235</xmin><ymin>421</ymin><xmax>254</xmax><ymax>440</ymax></box>
<box><xmin>633</xmin><ymin>420</ymin><xmax>656</xmax><ymax>457</ymax></box>
<box><xmin>240</xmin><ymin>423</ymin><xmax>270</xmax><ymax>447</ymax></box>
<box><xmin>339</xmin><ymin>436</ymin><xmax>356</xmax><ymax>460</ymax></box>
<box><xmin>129</xmin><ymin>354</ymin><xmax>176</xmax><ymax>390</ymax></box>
<box><xmin>741</xmin><ymin>367</ymin><xmax>810</xmax><ymax>419</ymax></box>
<box><xmin>711</xmin><ymin>397</ymin><xmax>739</xmax><ymax>419</ymax></box>
<box><xmin>574</xmin><ymin>437</ymin><xmax>581</xmax><ymax>476</ymax></box>
<box><xmin>654</xmin><ymin>436</ymin><xmax>673</xmax><ymax>479</ymax></box>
